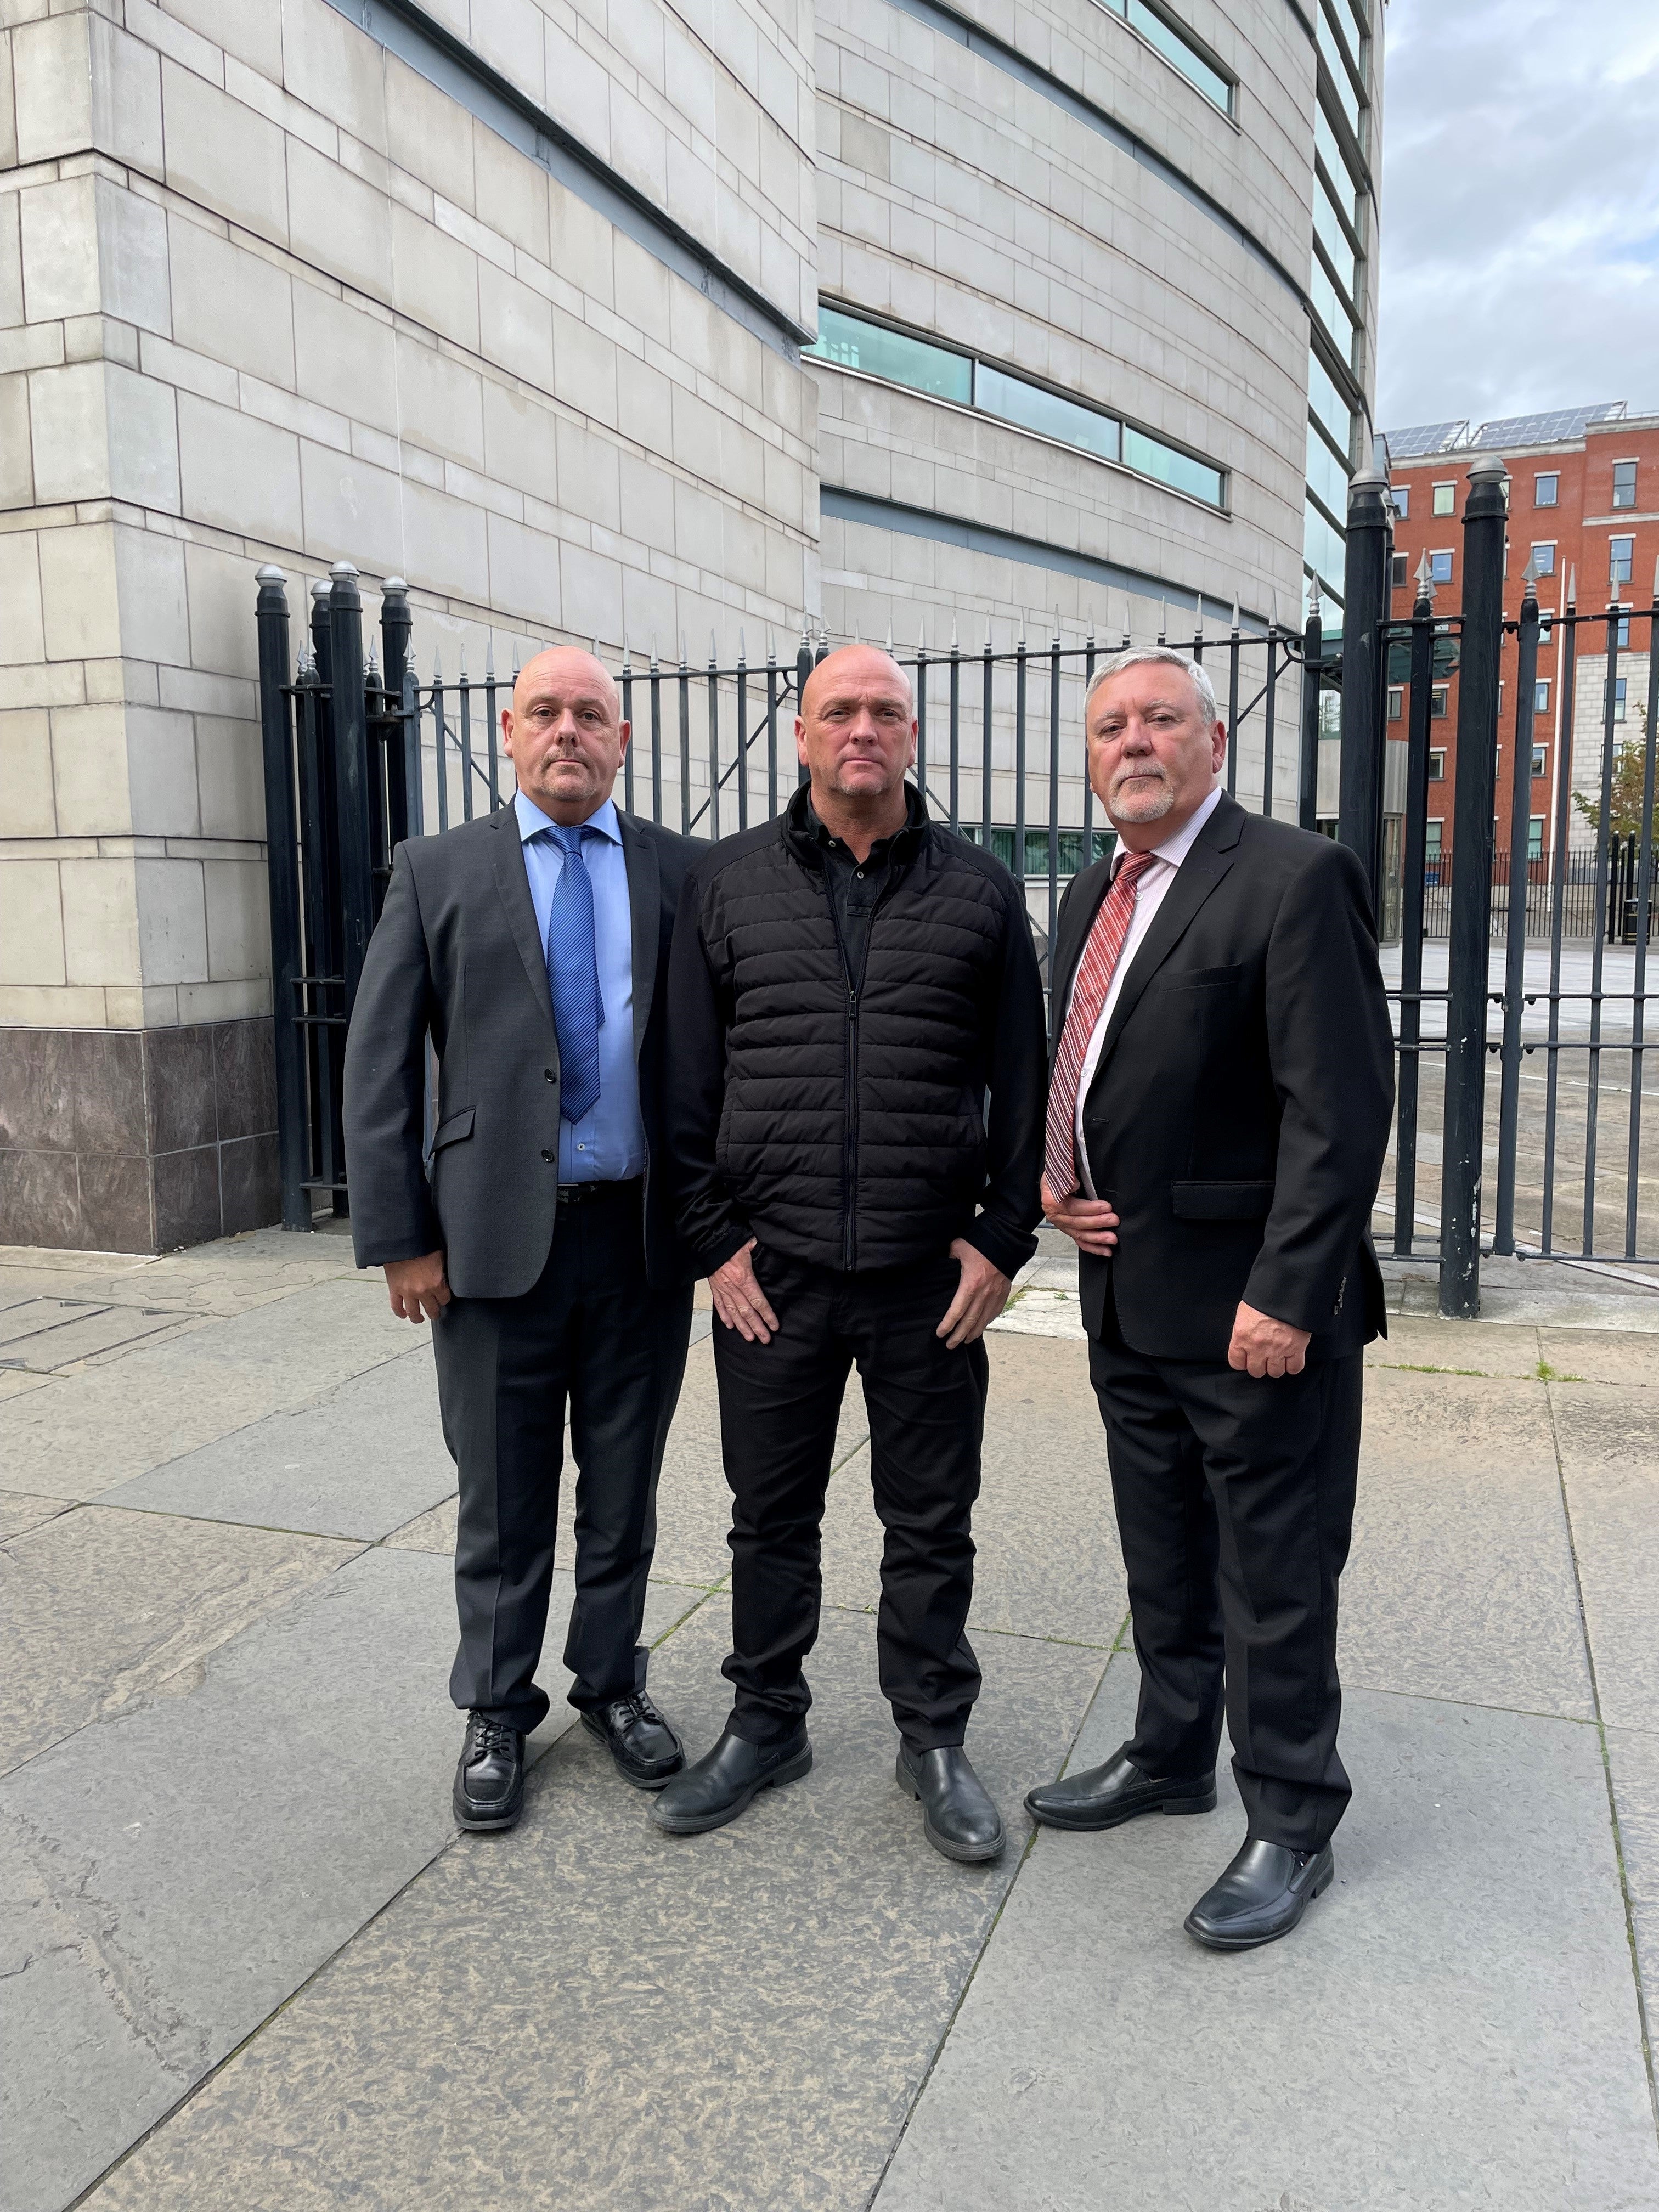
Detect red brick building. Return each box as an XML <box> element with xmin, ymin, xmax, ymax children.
<box><xmin>1383</xmin><ymin>403</ymin><xmax>1659</xmax><ymax>867</ymax></box>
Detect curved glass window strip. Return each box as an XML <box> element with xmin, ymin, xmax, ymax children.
<box><xmin>806</xmin><ymin>306</ymin><xmax>972</xmax><ymax>403</ymax></box>
<box><xmin>1317</xmin><ymin>7</ymin><xmax>1364</xmax><ymax>138</ymax></box>
<box><xmin>1306</xmin><ymin>420</ymin><xmax>1350</xmax><ymax>521</ymax></box>
<box><xmin>975</xmin><ymin>365</ymin><xmax>1121</xmax><ymax>464</ymax></box>
<box><xmin>1314</xmin><ymin>173</ymin><xmax>1358</xmax><ymax>299</ymax></box>
<box><xmin>1304</xmin><ymin>498</ymin><xmax>1347</xmax><ymax>597</ymax></box>
<box><xmin>1093</xmin><ymin>0</ymin><xmax>1234</xmax><ymax>115</ymax></box>
<box><xmin>1310</xmin><ymin>258</ymin><xmax>1357</xmax><ymax>363</ymax></box>
<box><xmin>808</xmin><ymin>306</ymin><xmax>1227</xmax><ymax>509</ymax></box>
<box><xmin>1122</xmin><ymin>426</ymin><xmax>1225</xmax><ymax>507</ymax></box>
<box><xmin>1307</xmin><ymin>349</ymin><xmax>1352</xmax><ymax>459</ymax></box>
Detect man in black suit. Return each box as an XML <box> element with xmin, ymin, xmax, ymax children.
<box><xmin>1025</xmin><ymin>645</ymin><xmax>1393</xmax><ymax>1950</ymax></box>
<box><xmin>343</xmin><ymin>648</ymin><xmax>697</xmax><ymax>1833</ymax></box>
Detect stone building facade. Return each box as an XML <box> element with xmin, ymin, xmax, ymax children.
<box><xmin>0</xmin><ymin>0</ymin><xmax>1380</xmax><ymax>1251</ymax></box>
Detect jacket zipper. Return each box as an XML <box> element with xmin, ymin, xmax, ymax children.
<box><xmin>822</xmin><ymin>879</ymin><xmax>860</xmax><ymax>1271</ymax></box>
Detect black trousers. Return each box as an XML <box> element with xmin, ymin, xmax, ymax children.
<box><xmin>712</xmin><ymin>1247</ymin><xmax>988</xmax><ymax>1753</ymax></box>
<box><xmin>433</xmin><ymin>1182</ymin><xmax>693</xmax><ymax>1736</ymax></box>
<box><xmin>1090</xmin><ymin>1293</ymin><xmax>1363</xmax><ymax>1852</ymax></box>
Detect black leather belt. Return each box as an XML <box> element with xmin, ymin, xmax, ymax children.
<box><xmin>556</xmin><ymin>1177</ymin><xmax>644</xmax><ymax>1206</ymax></box>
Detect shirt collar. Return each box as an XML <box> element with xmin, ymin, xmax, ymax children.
<box><xmin>805</xmin><ymin>783</ymin><xmax>922</xmax><ymax>854</ymax></box>
<box><xmin>1125</xmin><ymin>783</ymin><xmax>1223</xmax><ymax>874</ymax></box>
<box><xmin>514</xmin><ymin>789</ymin><xmax>621</xmax><ymax>846</ymax></box>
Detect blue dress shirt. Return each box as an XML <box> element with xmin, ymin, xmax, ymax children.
<box><xmin>515</xmin><ymin>789</ymin><xmax>647</xmax><ymax>1182</ymax></box>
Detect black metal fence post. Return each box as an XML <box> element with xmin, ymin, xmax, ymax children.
<box><xmin>1298</xmin><ymin>587</ymin><xmax>1323</xmax><ymax>831</ymax></box>
<box><xmin>1440</xmin><ymin>453</ymin><xmax>1510</xmax><ymax>1316</ymax></box>
<box><xmin>1493</xmin><ymin>567</ymin><xmax>1542</xmax><ymax>1254</ymax></box>
<box><xmin>329</xmin><ymin>562</ymin><xmax>374</xmax><ymax>1014</ymax></box>
<box><xmin>1338</xmin><ymin>466</ymin><xmax>1392</xmax><ymax>909</ymax></box>
<box><xmin>255</xmin><ymin>566</ymin><xmax>312</xmax><ymax>1231</ymax></box>
<box><xmin>1393</xmin><ymin>559</ymin><xmax>1437</xmax><ymax>1256</ymax></box>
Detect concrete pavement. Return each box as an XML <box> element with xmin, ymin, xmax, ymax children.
<box><xmin>3</xmin><ymin>1225</ymin><xmax>1658</xmax><ymax>2210</ymax></box>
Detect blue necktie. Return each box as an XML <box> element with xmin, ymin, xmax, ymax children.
<box><xmin>544</xmin><ymin>825</ymin><xmax>605</xmax><ymax>1124</ymax></box>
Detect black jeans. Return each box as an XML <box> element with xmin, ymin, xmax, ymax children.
<box><xmin>1090</xmin><ymin>1293</ymin><xmax>1363</xmax><ymax>1853</ymax></box>
<box><xmin>433</xmin><ymin>1182</ymin><xmax>693</xmax><ymax>1735</ymax></box>
<box><xmin>712</xmin><ymin>1246</ymin><xmax>988</xmax><ymax>1753</ymax></box>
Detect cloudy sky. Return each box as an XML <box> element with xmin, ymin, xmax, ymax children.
<box><xmin>1376</xmin><ymin>0</ymin><xmax>1659</xmax><ymax>435</ymax></box>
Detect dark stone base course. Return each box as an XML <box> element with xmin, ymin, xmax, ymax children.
<box><xmin>0</xmin><ymin>1019</ymin><xmax>281</xmax><ymax>1254</ymax></box>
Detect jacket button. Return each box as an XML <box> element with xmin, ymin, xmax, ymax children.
<box><xmin>544</xmin><ymin>1069</ymin><xmax>555</xmax><ymax>1082</ymax></box>
<box><xmin>541</xmin><ymin>1149</ymin><xmax>555</xmax><ymax>1163</ymax></box>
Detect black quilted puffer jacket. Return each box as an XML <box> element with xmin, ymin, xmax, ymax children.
<box><xmin>667</xmin><ymin>784</ymin><xmax>1046</xmax><ymax>1280</ymax></box>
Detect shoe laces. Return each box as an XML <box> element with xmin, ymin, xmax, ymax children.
<box><xmin>612</xmin><ymin>1691</ymin><xmax>661</xmax><ymax>1729</ymax></box>
<box><xmin>465</xmin><ymin>1713</ymin><xmax>518</xmax><ymax>1762</ymax></box>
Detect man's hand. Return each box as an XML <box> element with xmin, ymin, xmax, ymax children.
<box><xmin>937</xmin><ymin>1238</ymin><xmax>1012</xmax><ymax>1350</ymax></box>
<box><xmin>1042</xmin><ymin>1178</ymin><xmax>1120</xmax><ymax>1257</ymax></box>
<box><xmin>1227</xmin><ymin>1301</ymin><xmax>1311</xmax><ymax>1379</ymax></box>
<box><xmin>385</xmin><ymin>1250</ymin><xmax>450</xmax><ymax>1324</ymax></box>
<box><xmin>709</xmin><ymin>1238</ymin><xmax>780</xmax><ymax>1345</ymax></box>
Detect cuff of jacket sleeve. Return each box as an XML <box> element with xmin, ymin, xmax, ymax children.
<box><xmin>690</xmin><ymin>1222</ymin><xmax>752</xmax><ymax>1277</ymax></box>
<box><xmin>1240</xmin><ymin>1260</ymin><xmax>1338</xmax><ymax>1337</ymax></box>
<box><xmin>960</xmin><ymin>1214</ymin><xmax>1038</xmax><ymax>1282</ymax></box>
<box><xmin>353</xmin><ymin>1226</ymin><xmax>443</xmax><ymax>1270</ymax></box>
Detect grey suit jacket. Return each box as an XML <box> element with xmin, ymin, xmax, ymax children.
<box><xmin>342</xmin><ymin>803</ymin><xmax>699</xmax><ymax>1299</ymax></box>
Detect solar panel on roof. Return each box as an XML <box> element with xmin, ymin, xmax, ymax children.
<box><xmin>1470</xmin><ymin>402</ymin><xmax>1626</xmax><ymax>448</ymax></box>
<box><xmin>1381</xmin><ymin>420</ymin><xmax>1469</xmax><ymax>458</ymax></box>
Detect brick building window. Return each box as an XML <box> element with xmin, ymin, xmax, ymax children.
<box><xmin>1529</xmin><ymin>817</ymin><xmax>1545</xmax><ymax>861</ymax></box>
<box><xmin>1535</xmin><ymin>473</ymin><xmax>1559</xmax><ymax>507</ymax></box>
<box><xmin>1531</xmin><ymin>543</ymin><xmax>1555</xmax><ymax>575</ymax></box>
<box><xmin>1430</xmin><ymin>550</ymin><xmax>1454</xmax><ymax>584</ymax></box>
<box><xmin>1432</xmin><ymin>483</ymin><xmax>1456</xmax><ymax>516</ymax></box>
<box><xmin>1425</xmin><ymin>819</ymin><xmax>1443</xmax><ymax>858</ymax></box>
<box><xmin>1387</xmin><ymin>687</ymin><xmax>1403</xmax><ymax>720</ymax></box>
<box><xmin>1532</xmin><ymin>743</ymin><xmax>1548</xmax><ymax>776</ymax></box>
<box><xmin>1534</xmin><ymin>679</ymin><xmax>1550</xmax><ymax>715</ymax></box>
<box><xmin>1609</xmin><ymin>676</ymin><xmax>1629</xmax><ymax>721</ymax></box>
<box><xmin>1392</xmin><ymin>484</ymin><xmax>1410</xmax><ymax>518</ymax></box>
<box><xmin>1613</xmin><ymin>460</ymin><xmax>1638</xmax><ymax>510</ymax></box>
<box><xmin>1611</xmin><ymin>537</ymin><xmax>1635</xmax><ymax>586</ymax></box>
<box><xmin>1390</xmin><ymin>554</ymin><xmax>1408</xmax><ymax>587</ymax></box>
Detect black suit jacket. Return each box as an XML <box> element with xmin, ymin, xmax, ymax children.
<box><xmin>1052</xmin><ymin>793</ymin><xmax>1395</xmax><ymax>1361</ymax></box>
<box><xmin>342</xmin><ymin>804</ymin><xmax>698</xmax><ymax>1299</ymax></box>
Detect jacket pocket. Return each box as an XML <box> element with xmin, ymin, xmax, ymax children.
<box><xmin>1164</xmin><ymin>964</ymin><xmax>1243</xmax><ymax>991</ymax></box>
<box><xmin>1171</xmin><ymin>1178</ymin><xmax>1274</xmax><ymax>1221</ymax></box>
<box><xmin>431</xmin><ymin>1107</ymin><xmax>476</xmax><ymax>1152</ymax></box>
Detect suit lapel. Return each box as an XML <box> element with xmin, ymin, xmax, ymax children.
<box><xmin>489</xmin><ymin>809</ymin><xmax>557</xmax><ymax>1046</ymax></box>
<box><xmin>1091</xmin><ymin>793</ymin><xmax>1244</xmax><ymax>1075</ymax></box>
<box><xmin>618</xmin><ymin>809</ymin><xmax>658</xmax><ymax>1061</ymax></box>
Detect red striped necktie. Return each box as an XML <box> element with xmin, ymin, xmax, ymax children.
<box><xmin>1044</xmin><ymin>850</ymin><xmax>1156</xmax><ymax>1199</ymax></box>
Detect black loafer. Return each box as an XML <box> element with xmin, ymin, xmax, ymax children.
<box><xmin>898</xmin><ymin>1744</ymin><xmax>1005</xmax><ymax>1863</ymax></box>
<box><xmin>453</xmin><ymin>1712</ymin><xmax>524</xmax><ymax>1832</ymax></box>
<box><xmin>1025</xmin><ymin>1746</ymin><xmax>1216</xmax><ymax>1832</ymax></box>
<box><xmin>1184</xmin><ymin>1839</ymin><xmax>1335</xmax><ymax>1951</ymax></box>
<box><xmin>651</xmin><ymin>1725</ymin><xmax>811</xmax><ymax>1835</ymax></box>
<box><xmin>580</xmin><ymin>1690</ymin><xmax>685</xmax><ymax>1790</ymax></box>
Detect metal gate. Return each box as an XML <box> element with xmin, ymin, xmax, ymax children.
<box><xmin>256</xmin><ymin>515</ymin><xmax>1658</xmax><ymax>1317</ymax></box>
<box><xmin>1335</xmin><ymin>460</ymin><xmax>1659</xmax><ymax>1314</ymax></box>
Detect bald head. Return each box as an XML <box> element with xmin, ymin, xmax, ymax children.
<box><xmin>794</xmin><ymin>641</ymin><xmax>916</xmax><ymax>854</ymax></box>
<box><xmin>799</xmin><ymin>642</ymin><xmax>913</xmax><ymax>720</ymax></box>
<box><xmin>503</xmin><ymin>644</ymin><xmax>630</xmax><ymax>825</ymax></box>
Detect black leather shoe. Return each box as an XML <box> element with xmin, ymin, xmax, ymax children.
<box><xmin>651</xmin><ymin>1726</ymin><xmax>811</xmax><ymax>1835</ymax></box>
<box><xmin>580</xmin><ymin>1690</ymin><xmax>685</xmax><ymax>1790</ymax></box>
<box><xmin>898</xmin><ymin>1745</ymin><xmax>1005</xmax><ymax>1863</ymax></box>
<box><xmin>1184</xmin><ymin>1839</ymin><xmax>1335</xmax><ymax>1951</ymax></box>
<box><xmin>453</xmin><ymin>1712</ymin><xmax>524</xmax><ymax>1832</ymax></box>
<box><xmin>1025</xmin><ymin>1746</ymin><xmax>1216</xmax><ymax>1832</ymax></box>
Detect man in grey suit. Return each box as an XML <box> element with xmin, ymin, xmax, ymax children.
<box><xmin>343</xmin><ymin>647</ymin><xmax>698</xmax><ymax>1833</ymax></box>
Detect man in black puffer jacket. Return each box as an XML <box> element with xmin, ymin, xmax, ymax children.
<box><xmin>656</xmin><ymin>644</ymin><xmax>1046</xmax><ymax>1860</ymax></box>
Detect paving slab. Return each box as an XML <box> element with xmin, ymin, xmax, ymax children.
<box><xmin>1606</xmin><ymin>1727</ymin><xmax>1659</xmax><ymax>2057</ymax></box>
<box><xmin>0</xmin><ymin>1551</ymin><xmax>697</xmax><ymax>2212</ymax></box>
<box><xmin>1365</xmin><ymin>1313</ymin><xmax>1544</xmax><ymax>1376</ymax></box>
<box><xmin>78</xmin><ymin>1600</ymin><xmax>1108</xmax><ymax>2212</ymax></box>
<box><xmin>876</xmin><ymin>1660</ymin><xmax>1659</xmax><ymax>2212</ymax></box>
<box><xmin>1540</xmin><ymin>1326</ymin><xmax>1659</xmax><ymax>1387</ymax></box>
<box><xmin>821</xmin><ymin>1335</ymin><xmax>1125</xmax><ymax>1649</ymax></box>
<box><xmin>0</xmin><ymin>1494</ymin><xmax>69</xmax><ymax>1539</ymax></box>
<box><xmin>0</xmin><ymin>1280</ymin><xmax>417</xmax><ymax>1498</ymax></box>
<box><xmin>0</xmin><ymin>1297</ymin><xmax>193</xmax><ymax>1373</ymax></box>
<box><xmin>97</xmin><ymin>1350</ymin><xmax>455</xmax><ymax>1542</ymax></box>
<box><xmin>1550</xmin><ymin>1381</ymin><xmax>1659</xmax><ymax>1731</ymax></box>
<box><xmin>0</xmin><ymin>1506</ymin><xmax>360</xmax><ymax>1777</ymax></box>
<box><xmin>1340</xmin><ymin>1366</ymin><xmax>1594</xmax><ymax>1719</ymax></box>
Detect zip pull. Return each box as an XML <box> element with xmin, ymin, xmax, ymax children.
<box><xmin>848</xmin><ymin>988</ymin><xmax>857</xmax><ymax>1018</ymax></box>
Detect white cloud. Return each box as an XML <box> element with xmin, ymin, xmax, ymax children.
<box><xmin>1376</xmin><ymin>0</ymin><xmax>1659</xmax><ymax>432</ymax></box>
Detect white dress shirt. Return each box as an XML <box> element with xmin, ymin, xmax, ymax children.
<box><xmin>1071</xmin><ymin>783</ymin><xmax>1224</xmax><ymax>1198</ymax></box>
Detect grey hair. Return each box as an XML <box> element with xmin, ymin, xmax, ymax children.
<box><xmin>1084</xmin><ymin>645</ymin><xmax>1221</xmax><ymax>730</ymax></box>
